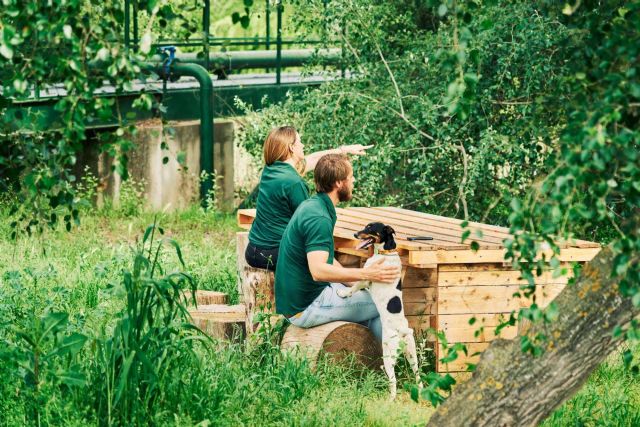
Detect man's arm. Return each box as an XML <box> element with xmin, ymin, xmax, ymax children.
<box><xmin>307</xmin><ymin>251</ymin><xmax>400</xmax><ymax>284</ymax></box>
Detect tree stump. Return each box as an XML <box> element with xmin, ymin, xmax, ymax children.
<box><xmin>236</xmin><ymin>232</ymin><xmax>276</xmax><ymax>333</ymax></box>
<box><xmin>281</xmin><ymin>321</ymin><xmax>382</xmax><ymax>370</ymax></box>
<box><xmin>183</xmin><ymin>290</ymin><xmax>228</xmax><ymax>307</ymax></box>
<box><xmin>189</xmin><ymin>304</ymin><xmax>246</xmax><ymax>341</ymax></box>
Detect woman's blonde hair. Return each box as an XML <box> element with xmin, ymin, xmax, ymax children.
<box><xmin>263</xmin><ymin>126</ymin><xmax>298</xmax><ymax>166</ymax></box>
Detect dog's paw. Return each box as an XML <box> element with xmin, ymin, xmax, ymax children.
<box><xmin>336</xmin><ymin>289</ymin><xmax>351</xmax><ymax>298</ymax></box>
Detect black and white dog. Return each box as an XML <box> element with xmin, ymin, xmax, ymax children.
<box><xmin>337</xmin><ymin>222</ymin><xmax>422</xmax><ymax>400</ymax></box>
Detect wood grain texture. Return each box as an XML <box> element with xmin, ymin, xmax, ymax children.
<box><xmin>281</xmin><ymin>321</ymin><xmax>382</xmax><ymax>369</ymax></box>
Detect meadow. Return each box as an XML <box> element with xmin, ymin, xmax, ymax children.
<box><xmin>0</xmin><ymin>188</ymin><xmax>638</xmax><ymax>426</ymax></box>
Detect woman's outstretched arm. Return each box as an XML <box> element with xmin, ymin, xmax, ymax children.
<box><xmin>303</xmin><ymin>144</ymin><xmax>373</xmax><ymax>174</ymax></box>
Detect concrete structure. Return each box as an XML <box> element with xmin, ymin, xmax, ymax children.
<box><xmin>78</xmin><ymin>118</ymin><xmax>241</xmax><ymax>212</ymax></box>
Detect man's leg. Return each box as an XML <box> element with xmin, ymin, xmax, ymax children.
<box><xmin>289</xmin><ymin>283</ymin><xmax>382</xmax><ymax>341</ymax></box>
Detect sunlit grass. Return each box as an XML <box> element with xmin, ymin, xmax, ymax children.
<box><xmin>1</xmin><ymin>203</ymin><xmax>638</xmax><ymax>426</ymax></box>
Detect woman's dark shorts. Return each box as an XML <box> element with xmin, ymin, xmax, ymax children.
<box><xmin>245</xmin><ymin>242</ymin><xmax>279</xmax><ymax>271</ymax></box>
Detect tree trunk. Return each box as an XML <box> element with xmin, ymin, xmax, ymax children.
<box><xmin>183</xmin><ymin>290</ymin><xmax>228</xmax><ymax>306</ymax></box>
<box><xmin>189</xmin><ymin>304</ymin><xmax>246</xmax><ymax>341</ymax></box>
<box><xmin>236</xmin><ymin>232</ymin><xmax>276</xmax><ymax>333</ymax></box>
<box><xmin>427</xmin><ymin>247</ymin><xmax>638</xmax><ymax>427</ymax></box>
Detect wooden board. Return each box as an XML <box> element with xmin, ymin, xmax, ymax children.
<box><xmin>438</xmin><ymin>270</ymin><xmax>571</xmax><ymax>287</ymax></box>
<box><xmin>437</xmin><ymin>342</ymin><xmax>490</xmax><ymax>372</ymax></box>
<box><xmin>403</xmin><ymin>266</ymin><xmax>438</xmax><ymax>288</ymax></box>
<box><xmin>409</xmin><ymin>247</ymin><xmax>600</xmax><ymax>265</ymax></box>
<box><xmin>342</xmin><ymin>207</ymin><xmax>508</xmax><ymax>245</ymax></box>
<box><xmin>237</xmin><ymin>208</ymin><xmax>600</xmax><ymax>270</ymax></box>
<box><xmin>438</xmin><ymin>263</ymin><xmax>574</xmax><ymax>272</ymax></box>
<box><xmin>438</xmin><ymin>314</ymin><xmax>517</xmax><ymax>343</ymax></box>
<box><xmin>407</xmin><ymin>315</ymin><xmax>436</xmax><ymax>332</ymax></box>
<box><xmin>437</xmin><ymin>284</ymin><xmax>565</xmax><ymax>315</ymax></box>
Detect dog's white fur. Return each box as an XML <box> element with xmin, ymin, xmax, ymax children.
<box><xmin>337</xmin><ymin>243</ymin><xmax>422</xmax><ymax>400</ymax></box>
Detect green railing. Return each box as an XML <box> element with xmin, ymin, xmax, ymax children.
<box><xmin>123</xmin><ymin>0</ymin><xmax>334</xmax><ymax>84</ymax></box>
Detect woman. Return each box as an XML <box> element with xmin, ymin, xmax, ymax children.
<box><xmin>245</xmin><ymin>126</ymin><xmax>371</xmax><ymax>271</ymax></box>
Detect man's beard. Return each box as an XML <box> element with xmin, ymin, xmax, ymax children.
<box><xmin>338</xmin><ymin>185</ymin><xmax>352</xmax><ymax>202</ymax></box>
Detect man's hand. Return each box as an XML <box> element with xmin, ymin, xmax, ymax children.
<box><xmin>363</xmin><ymin>258</ymin><xmax>401</xmax><ymax>283</ymax></box>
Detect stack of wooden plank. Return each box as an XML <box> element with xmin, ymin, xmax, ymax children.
<box><xmin>238</xmin><ymin>206</ymin><xmax>601</xmax><ymax>374</ymax></box>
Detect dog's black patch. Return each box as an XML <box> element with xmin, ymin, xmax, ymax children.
<box><xmin>396</xmin><ymin>278</ymin><xmax>402</xmax><ymax>291</ymax></box>
<box><xmin>386</xmin><ymin>296</ymin><xmax>402</xmax><ymax>314</ymax></box>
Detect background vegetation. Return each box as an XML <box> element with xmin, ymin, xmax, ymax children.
<box><xmin>1</xmin><ymin>0</ymin><xmax>639</xmax><ymax>425</ymax></box>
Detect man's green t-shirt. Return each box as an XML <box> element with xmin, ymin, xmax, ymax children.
<box><xmin>249</xmin><ymin>161</ymin><xmax>310</xmax><ymax>249</ymax></box>
<box><xmin>275</xmin><ymin>192</ymin><xmax>336</xmax><ymax>317</ymax></box>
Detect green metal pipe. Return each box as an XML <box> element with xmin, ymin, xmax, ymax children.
<box><xmin>203</xmin><ymin>0</ymin><xmax>210</xmax><ymax>70</ymax></box>
<box><xmin>124</xmin><ymin>0</ymin><xmax>130</xmax><ymax>48</ymax></box>
<box><xmin>150</xmin><ymin>48</ymin><xmax>341</xmax><ymax>72</ymax></box>
<box><xmin>142</xmin><ymin>61</ymin><xmax>214</xmax><ymax>202</ymax></box>
<box><xmin>276</xmin><ymin>0</ymin><xmax>283</xmax><ymax>84</ymax></box>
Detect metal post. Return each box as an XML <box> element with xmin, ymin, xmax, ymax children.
<box><xmin>276</xmin><ymin>0</ymin><xmax>283</xmax><ymax>85</ymax></box>
<box><xmin>265</xmin><ymin>0</ymin><xmax>271</xmax><ymax>50</ymax></box>
<box><xmin>124</xmin><ymin>0</ymin><xmax>130</xmax><ymax>49</ymax></box>
<box><xmin>204</xmin><ymin>0</ymin><xmax>210</xmax><ymax>71</ymax></box>
<box><xmin>341</xmin><ymin>19</ymin><xmax>346</xmax><ymax>78</ymax></box>
<box><xmin>133</xmin><ymin>0</ymin><xmax>139</xmax><ymax>49</ymax></box>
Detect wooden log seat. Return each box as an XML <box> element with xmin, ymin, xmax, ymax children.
<box><xmin>189</xmin><ymin>304</ymin><xmax>246</xmax><ymax>341</ymax></box>
<box><xmin>236</xmin><ymin>232</ymin><xmax>276</xmax><ymax>332</ymax></box>
<box><xmin>281</xmin><ymin>321</ymin><xmax>382</xmax><ymax>370</ymax></box>
<box><xmin>183</xmin><ymin>290</ymin><xmax>228</xmax><ymax>307</ymax></box>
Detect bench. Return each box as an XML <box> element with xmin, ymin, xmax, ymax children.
<box><xmin>238</xmin><ymin>206</ymin><xmax>601</xmax><ymax>373</ymax></box>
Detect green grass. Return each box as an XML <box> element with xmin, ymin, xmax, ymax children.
<box><xmin>0</xmin><ymin>203</ymin><xmax>433</xmax><ymax>426</ymax></box>
<box><xmin>0</xmin><ymin>202</ymin><xmax>638</xmax><ymax>426</ymax></box>
<box><xmin>542</xmin><ymin>346</ymin><xmax>640</xmax><ymax>427</ymax></box>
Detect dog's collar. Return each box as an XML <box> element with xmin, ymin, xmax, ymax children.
<box><xmin>376</xmin><ymin>248</ymin><xmax>398</xmax><ymax>255</ymax></box>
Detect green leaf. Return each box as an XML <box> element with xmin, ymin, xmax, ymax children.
<box><xmin>0</xmin><ymin>43</ymin><xmax>13</xmax><ymax>60</ymax></box>
<box><xmin>40</xmin><ymin>312</ymin><xmax>69</xmax><ymax>346</ymax></box>
<box><xmin>143</xmin><ymin>224</ymin><xmax>155</xmax><ymax>243</ymax></box>
<box><xmin>166</xmin><ymin>238</ymin><xmax>186</xmax><ymax>267</ymax></box>
<box><xmin>632</xmin><ymin>292</ymin><xmax>640</xmax><ymax>308</ymax></box>
<box><xmin>50</xmin><ymin>332</ymin><xmax>88</xmax><ymax>357</ymax></box>
<box><xmin>56</xmin><ymin>368</ymin><xmax>86</xmax><ymax>387</ymax></box>
<box><xmin>240</xmin><ymin>15</ymin><xmax>250</xmax><ymax>29</ymax></box>
<box><xmin>410</xmin><ymin>384</ymin><xmax>419</xmax><ymax>402</ymax></box>
<box><xmin>438</xmin><ymin>4</ymin><xmax>448</xmax><ymax>16</ymax></box>
<box><xmin>114</xmin><ymin>351</ymin><xmax>137</xmax><ymax>404</ymax></box>
<box><xmin>231</xmin><ymin>12</ymin><xmax>241</xmax><ymax>24</ymax></box>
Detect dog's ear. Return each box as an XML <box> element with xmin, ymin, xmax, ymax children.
<box><xmin>382</xmin><ymin>225</ymin><xmax>397</xmax><ymax>250</ymax></box>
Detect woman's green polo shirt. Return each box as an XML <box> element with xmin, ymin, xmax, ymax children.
<box><xmin>248</xmin><ymin>161</ymin><xmax>310</xmax><ymax>249</ymax></box>
<box><xmin>274</xmin><ymin>192</ymin><xmax>337</xmax><ymax>317</ymax></box>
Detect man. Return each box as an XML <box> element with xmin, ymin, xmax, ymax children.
<box><xmin>274</xmin><ymin>153</ymin><xmax>401</xmax><ymax>341</ymax></box>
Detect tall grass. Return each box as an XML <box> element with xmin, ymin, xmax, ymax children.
<box><xmin>1</xmin><ymin>203</ymin><xmax>637</xmax><ymax>426</ymax></box>
<box><xmin>0</xmin><ymin>206</ymin><xmax>433</xmax><ymax>425</ymax></box>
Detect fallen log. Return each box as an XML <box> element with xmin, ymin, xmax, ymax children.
<box><xmin>281</xmin><ymin>321</ymin><xmax>382</xmax><ymax>369</ymax></box>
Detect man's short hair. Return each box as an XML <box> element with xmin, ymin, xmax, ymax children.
<box><xmin>314</xmin><ymin>154</ymin><xmax>351</xmax><ymax>193</ymax></box>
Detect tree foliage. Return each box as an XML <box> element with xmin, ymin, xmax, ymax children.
<box><xmin>0</xmin><ymin>1</ymin><xmax>161</xmax><ymax>236</ymax></box>
<box><xmin>239</xmin><ymin>0</ymin><xmax>640</xmax><ymax>410</ymax></box>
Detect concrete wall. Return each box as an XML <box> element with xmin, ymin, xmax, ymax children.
<box><xmin>79</xmin><ymin>118</ymin><xmax>241</xmax><ymax>212</ymax></box>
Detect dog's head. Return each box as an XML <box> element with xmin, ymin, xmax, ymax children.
<box><xmin>354</xmin><ymin>222</ymin><xmax>397</xmax><ymax>251</ymax></box>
